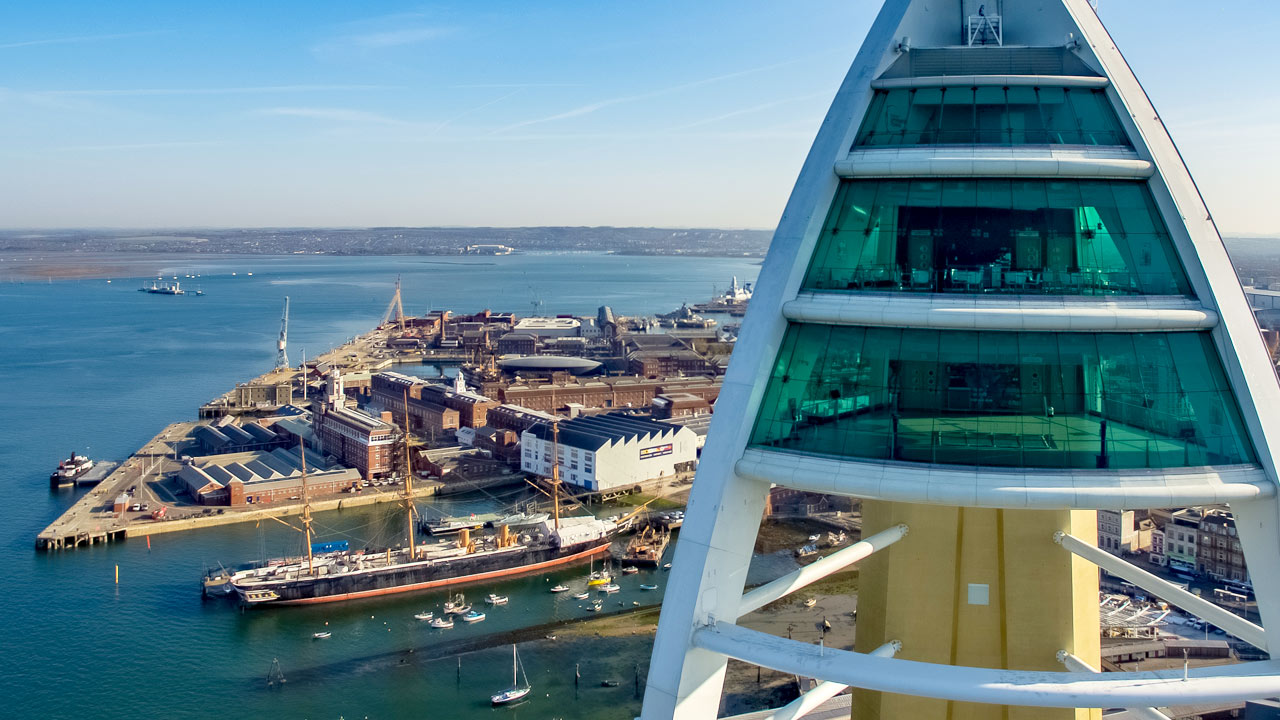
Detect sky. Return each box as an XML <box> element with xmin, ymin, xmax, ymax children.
<box><xmin>0</xmin><ymin>1</ymin><xmax>1277</xmax><ymax>233</ymax></box>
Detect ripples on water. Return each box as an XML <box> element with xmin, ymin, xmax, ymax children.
<box><xmin>1</xmin><ymin>253</ymin><xmax>759</xmax><ymax>719</ymax></box>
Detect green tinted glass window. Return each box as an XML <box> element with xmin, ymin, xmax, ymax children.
<box><xmin>854</xmin><ymin>86</ymin><xmax>1129</xmax><ymax>147</ymax></box>
<box><xmin>803</xmin><ymin>179</ymin><xmax>1190</xmax><ymax>296</ymax></box>
<box><xmin>750</xmin><ymin>326</ymin><xmax>1255</xmax><ymax>470</ymax></box>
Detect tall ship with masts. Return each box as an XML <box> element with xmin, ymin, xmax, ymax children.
<box><xmin>229</xmin><ymin>413</ymin><xmax>621</xmax><ymax>607</ymax></box>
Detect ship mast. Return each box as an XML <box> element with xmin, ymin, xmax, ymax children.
<box><xmin>551</xmin><ymin>422</ymin><xmax>561</xmax><ymax>532</ymax></box>
<box><xmin>402</xmin><ymin>389</ymin><xmax>417</xmax><ymax>559</ymax></box>
<box><xmin>298</xmin><ymin>438</ymin><xmax>314</xmax><ymax>575</ymax></box>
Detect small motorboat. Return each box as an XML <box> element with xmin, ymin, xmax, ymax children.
<box><xmin>621</xmin><ymin>566</ymin><xmax>639</xmax><ymax>575</ymax></box>
<box><xmin>461</xmin><ymin>610</ymin><xmax>487</xmax><ymax>623</ymax></box>
<box><xmin>803</xmin><ymin>597</ymin><xmax>817</xmax><ymax>608</ymax></box>
<box><xmin>663</xmin><ymin>563</ymin><xmax>672</xmax><ymax>570</ymax></box>
<box><xmin>572</xmin><ymin>591</ymin><xmax>590</xmax><ymax>600</ymax></box>
<box><xmin>430</xmin><ymin>616</ymin><xmax>454</xmax><ymax>629</ymax></box>
<box><xmin>601</xmin><ymin>679</ymin><xmax>620</xmax><ymax>688</ymax></box>
<box><xmin>586</xmin><ymin>600</ymin><xmax>604</xmax><ymax>612</ymax></box>
<box><xmin>486</xmin><ymin>594</ymin><xmax>509</xmax><ymax>605</ymax></box>
<box><xmin>639</xmin><ymin>584</ymin><xmax>659</xmax><ymax>591</ymax></box>
<box><xmin>414</xmin><ymin>611</ymin><xmax>434</xmax><ymax>621</ymax></box>
<box><xmin>599</xmin><ymin>583</ymin><xmax>621</xmax><ymax>594</ymax></box>
<box><xmin>312</xmin><ymin>631</ymin><xmax>331</xmax><ymax>639</ymax></box>
<box><xmin>550</xmin><ymin>584</ymin><xmax>570</xmax><ymax>593</ymax></box>
<box><xmin>808</xmin><ymin>534</ymin><xmax>821</xmax><ymax>542</ymax></box>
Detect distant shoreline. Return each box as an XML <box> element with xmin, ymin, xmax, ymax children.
<box><xmin>0</xmin><ymin>249</ymin><xmax>759</xmax><ymax>282</ymax></box>
<box><xmin>0</xmin><ymin>251</ymin><xmax>260</xmax><ymax>282</ymax></box>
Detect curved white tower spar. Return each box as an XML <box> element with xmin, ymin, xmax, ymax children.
<box><xmin>642</xmin><ymin>1</ymin><xmax>1280</xmax><ymax>718</ymax></box>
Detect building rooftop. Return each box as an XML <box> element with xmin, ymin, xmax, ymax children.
<box><xmin>515</xmin><ymin>317</ymin><xmax>580</xmax><ymax>330</ymax></box>
<box><xmin>375</xmin><ymin>371</ymin><xmax>424</xmax><ymax>388</ymax></box>
<box><xmin>526</xmin><ymin>412</ymin><xmax>683</xmax><ymax>451</ymax></box>
<box><xmin>179</xmin><ymin>447</ymin><xmax>359</xmax><ymax>495</ymax></box>
<box><xmin>324</xmin><ymin>405</ymin><xmax>395</xmax><ymax>433</ymax></box>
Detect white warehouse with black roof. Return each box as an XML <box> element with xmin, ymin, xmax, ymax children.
<box><xmin>521</xmin><ymin>414</ymin><xmax>698</xmax><ymax>491</ymax></box>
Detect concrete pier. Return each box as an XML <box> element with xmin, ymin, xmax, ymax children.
<box><xmin>36</xmin><ymin>423</ymin><xmax>191</xmax><ymax>551</ymax></box>
<box><xmin>35</xmin><ymin>420</ymin><xmax>442</xmax><ymax>551</ymax></box>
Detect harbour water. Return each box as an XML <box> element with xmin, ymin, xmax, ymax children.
<box><xmin>1</xmin><ymin>252</ymin><xmax>759</xmax><ymax>719</ymax></box>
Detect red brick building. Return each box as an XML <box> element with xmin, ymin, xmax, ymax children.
<box><xmin>500</xmin><ymin>376</ymin><xmax>721</xmax><ymax>414</ymax></box>
<box><xmin>315</xmin><ymin>405</ymin><xmax>397</xmax><ymax>480</ymax></box>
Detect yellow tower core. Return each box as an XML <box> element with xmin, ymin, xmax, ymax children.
<box><xmin>855</xmin><ymin>503</ymin><xmax>1101</xmax><ymax>720</ymax></box>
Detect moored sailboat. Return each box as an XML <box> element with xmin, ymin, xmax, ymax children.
<box><xmin>490</xmin><ymin>644</ymin><xmax>532</xmax><ymax>705</ymax></box>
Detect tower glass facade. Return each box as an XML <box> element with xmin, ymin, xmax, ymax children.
<box><xmin>855</xmin><ymin>86</ymin><xmax>1130</xmax><ymax>147</ymax></box>
<box><xmin>803</xmin><ymin>179</ymin><xmax>1190</xmax><ymax>295</ymax></box>
<box><xmin>750</xmin><ymin>325</ymin><xmax>1255</xmax><ymax>469</ymax></box>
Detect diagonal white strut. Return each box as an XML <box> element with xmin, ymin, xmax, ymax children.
<box><xmin>1054</xmin><ymin>531</ymin><xmax>1266</xmax><ymax>650</ymax></box>
<box><xmin>737</xmin><ymin>524</ymin><xmax>908</xmax><ymax>619</ymax></box>
<box><xmin>1058</xmin><ymin>651</ymin><xmax>1170</xmax><ymax>720</ymax></box>
<box><xmin>722</xmin><ymin>641</ymin><xmax>901</xmax><ymax>720</ymax></box>
<box><xmin>692</xmin><ymin>621</ymin><xmax>1280</xmax><ymax>707</ymax></box>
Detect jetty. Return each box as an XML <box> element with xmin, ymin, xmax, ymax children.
<box><xmin>35</xmin><ymin>421</ymin><xmax>440</xmax><ymax>551</ymax></box>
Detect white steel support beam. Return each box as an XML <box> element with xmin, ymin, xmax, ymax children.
<box><xmin>691</xmin><ymin>621</ymin><xmax>1280</xmax><ymax>708</ymax></box>
<box><xmin>1057</xmin><ymin>651</ymin><xmax>1170</xmax><ymax>720</ymax></box>
<box><xmin>1228</xmin><ymin>497</ymin><xmax>1280</xmax><ymax>652</ymax></box>
<box><xmin>1054</xmin><ymin>531</ymin><xmax>1267</xmax><ymax>651</ymax></box>
<box><xmin>871</xmin><ymin>74</ymin><xmax>1109</xmax><ymax>89</ymax></box>
<box><xmin>834</xmin><ymin>154</ymin><xmax>1154</xmax><ymax>179</ymax></box>
<box><xmin>737</xmin><ymin>524</ymin><xmax>908</xmax><ymax>619</ymax></box>
<box><xmin>782</xmin><ymin>293</ymin><xmax>1219</xmax><ymax>333</ymax></box>
<box><xmin>722</xmin><ymin>642</ymin><xmax>900</xmax><ymax>720</ymax></box>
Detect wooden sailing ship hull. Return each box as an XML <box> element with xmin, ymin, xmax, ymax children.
<box><xmin>235</xmin><ymin>538</ymin><xmax>611</xmax><ymax>606</ymax></box>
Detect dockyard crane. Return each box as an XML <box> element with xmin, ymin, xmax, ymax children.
<box><xmin>276</xmin><ymin>297</ymin><xmax>289</xmax><ymax>370</ymax></box>
<box><xmin>381</xmin><ymin>275</ymin><xmax>406</xmax><ymax>332</ymax></box>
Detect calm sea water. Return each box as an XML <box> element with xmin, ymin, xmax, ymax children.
<box><xmin>0</xmin><ymin>253</ymin><xmax>760</xmax><ymax>719</ymax></box>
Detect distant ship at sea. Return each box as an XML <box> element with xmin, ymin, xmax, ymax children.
<box><xmin>690</xmin><ymin>275</ymin><xmax>752</xmax><ymax>316</ymax></box>
<box><xmin>138</xmin><ymin>279</ymin><xmax>202</xmax><ymax>296</ymax></box>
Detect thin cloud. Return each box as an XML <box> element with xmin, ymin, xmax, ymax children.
<box><xmin>493</xmin><ymin>56</ymin><xmax>810</xmax><ymax>134</ymax></box>
<box><xmin>433</xmin><ymin>89</ymin><xmax>525</xmax><ymax>134</ymax></box>
<box><xmin>39</xmin><ymin>84</ymin><xmax>401</xmax><ymax>97</ymax></box>
<box><xmin>349</xmin><ymin>27</ymin><xmax>449</xmax><ymax>49</ymax></box>
<box><xmin>313</xmin><ymin>14</ymin><xmax>456</xmax><ymax>55</ymax></box>
<box><xmin>52</xmin><ymin>140</ymin><xmax>228</xmax><ymax>152</ymax></box>
<box><xmin>450</xmin><ymin>83</ymin><xmax>583</xmax><ymax>89</ymax></box>
<box><xmin>668</xmin><ymin>92</ymin><xmax>829</xmax><ymax>131</ymax></box>
<box><xmin>0</xmin><ymin>31</ymin><xmax>164</xmax><ymax>50</ymax></box>
<box><xmin>255</xmin><ymin>106</ymin><xmax>419</xmax><ymax>127</ymax></box>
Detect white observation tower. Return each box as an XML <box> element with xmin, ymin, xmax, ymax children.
<box><xmin>643</xmin><ymin>1</ymin><xmax>1280</xmax><ymax>719</ymax></box>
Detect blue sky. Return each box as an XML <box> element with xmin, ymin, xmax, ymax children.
<box><xmin>1</xmin><ymin>1</ymin><xmax>1276</xmax><ymax>232</ymax></box>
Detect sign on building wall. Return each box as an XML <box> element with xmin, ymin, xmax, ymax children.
<box><xmin>640</xmin><ymin>443</ymin><xmax>673</xmax><ymax>460</ymax></box>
